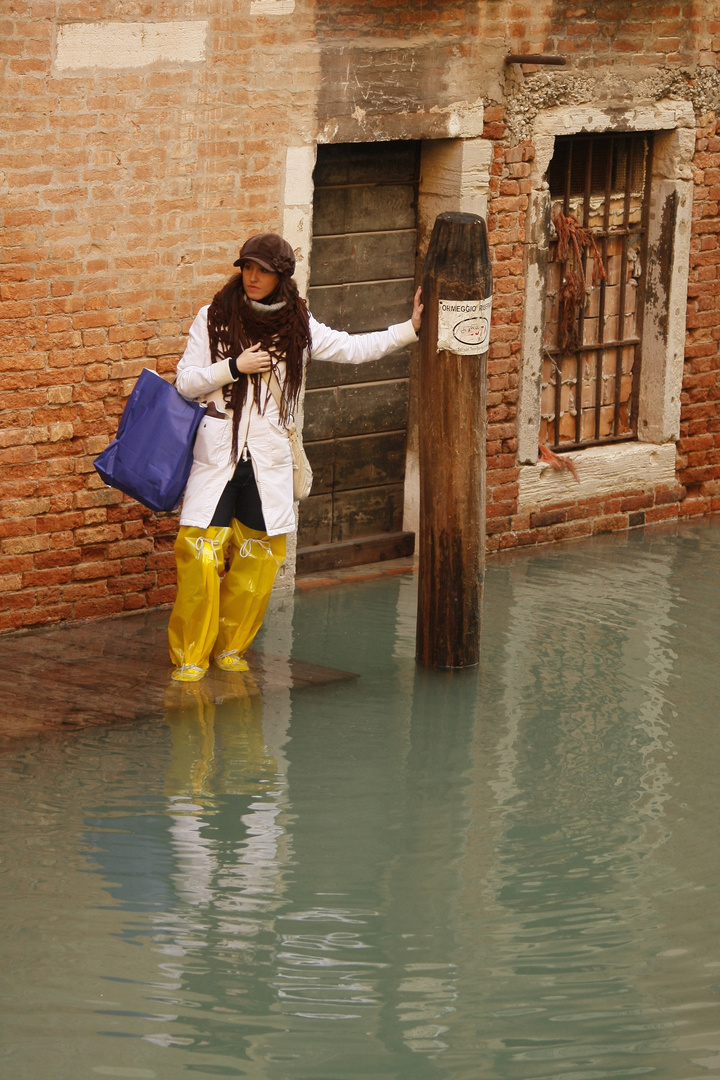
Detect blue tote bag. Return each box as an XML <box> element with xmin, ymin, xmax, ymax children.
<box><xmin>94</xmin><ymin>368</ymin><xmax>204</xmax><ymax>513</ymax></box>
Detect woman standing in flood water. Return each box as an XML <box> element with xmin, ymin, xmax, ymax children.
<box><xmin>169</xmin><ymin>232</ymin><xmax>423</xmax><ymax>682</ymax></box>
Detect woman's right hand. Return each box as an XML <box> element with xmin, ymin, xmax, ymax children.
<box><xmin>411</xmin><ymin>286</ymin><xmax>424</xmax><ymax>333</ymax></box>
<box><xmin>236</xmin><ymin>342</ymin><xmax>272</xmax><ymax>374</ymax></box>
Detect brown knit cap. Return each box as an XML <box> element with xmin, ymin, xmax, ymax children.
<box><xmin>233</xmin><ymin>233</ymin><xmax>296</xmax><ymax>276</ymax></box>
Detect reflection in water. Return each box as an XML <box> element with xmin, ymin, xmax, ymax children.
<box><xmin>451</xmin><ymin>545</ymin><xmax>677</xmax><ymax>1076</ymax></box>
<box><xmin>163</xmin><ymin>675</ymin><xmax>287</xmax><ymax>915</ymax></box>
<box><xmin>0</xmin><ymin>523</ymin><xmax>719</xmax><ymax>1078</ymax></box>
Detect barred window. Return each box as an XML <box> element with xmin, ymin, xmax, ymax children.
<box><xmin>542</xmin><ymin>133</ymin><xmax>652</xmax><ymax>449</ymax></box>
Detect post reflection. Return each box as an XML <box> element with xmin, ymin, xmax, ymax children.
<box><xmin>450</xmin><ymin>537</ymin><xmax>685</xmax><ymax>1076</ymax></box>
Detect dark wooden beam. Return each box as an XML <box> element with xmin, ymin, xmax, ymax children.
<box><xmin>296</xmin><ymin>531</ymin><xmax>415</xmax><ymax>575</ymax></box>
<box><xmin>505</xmin><ymin>54</ymin><xmax>567</xmax><ymax>65</ymax></box>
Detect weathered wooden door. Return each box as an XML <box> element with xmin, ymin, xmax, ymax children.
<box><xmin>297</xmin><ymin>141</ymin><xmax>420</xmax><ymax>573</ymax></box>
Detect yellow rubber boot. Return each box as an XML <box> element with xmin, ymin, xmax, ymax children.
<box><xmin>213</xmin><ymin>519</ymin><xmax>286</xmax><ymax>671</ymax></box>
<box><xmin>168</xmin><ymin>526</ymin><xmax>232</xmax><ymax>681</ymax></box>
<box><xmin>164</xmin><ymin>681</ymin><xmax>217</xmax><ymax>795</ymax></box>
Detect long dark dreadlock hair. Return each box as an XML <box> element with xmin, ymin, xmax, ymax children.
<box><xmin>206</xmin><ymin>272</ymin><xmax>312</xmax><ymax>459</ymax></box>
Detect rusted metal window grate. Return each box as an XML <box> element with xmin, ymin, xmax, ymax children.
<box><xmin>542</xmin><ymin>133</ymin><xmax>652</xmax><ymax>449</ymax></box>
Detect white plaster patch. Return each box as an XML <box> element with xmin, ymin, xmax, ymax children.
<box><xmin>283</xmin><ymin>145</ymin><xmax>316</xmax><ymax>299</ymax></box>
<box><xmin>517</xmin><ymin>258</ymin><xmax>545</xmax><ymax>464</ymax></box>
<box><xmin>283</xmin><ymin>207</ymin><xmax>312</xmax><ymax>296</ymax></box>
<box><xmin>639</xmin><ymin>176</ymin><xmax>693</xmax><ymax>443</ymax></box>
<box><xmin>432</xmin><ymin>98</ymin><xmax>485</xmax><ymax>140</ymax></box>
<box><xmin>250</xmin><ymin>0</ymin><xmax>295</xmax><ymax>14</ymax></box>
<box><xmin>517</xmin><ymin>442</ymin><xmax>677</xmax><ymax>513</ymax></box>
<box><xmin>284</xmin><ymin>145</ymin><xmax>316</xmax><ymax>207</ymax></box>
<box><xmin>448</xmin><ymin>113</ymin><xmax>461</xmax><ymax>137</ymax></box>
<box><xmin>533</xmin><ymin>100</ymin><xmax>694</xmax><ymax>138</ymax></box>
<box><xmin>458</xmin><ymin>138</ymin><xmax>493</xmax><ymax>213</ymax></box>
<box><xmin>419</xmin><ymin>137</ymin><xmax>491</xmax><ymax>237</ymax></box>
<box><xmin>55</xmin><ymin>21</ymin><xmax>207</xmax><ymax>71</ymax></box>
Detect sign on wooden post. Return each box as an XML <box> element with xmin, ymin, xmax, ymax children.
<box><xmin>415</xmin><ymin>212</ymin><xmax>493</xmax><ymax>669</ymax></box>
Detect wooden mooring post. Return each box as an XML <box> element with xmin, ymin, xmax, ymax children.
<box><xmin>415</xmin><ymin>212</ymin><xmax>493</xmax><ymax>669</ymax></box>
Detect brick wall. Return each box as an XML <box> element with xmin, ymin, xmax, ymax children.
<box><xmin>2</xmin><ymin>1</ymin><xmax>720</xmax><ymax>630</ymax></box>
<box><xmin>678</xmin><ymin>112</ymin><xmax>720</xmax><ymax>517</ymax></box>
<box><xmin>480</xmin><ymin>91</ymin><xmax>700</xmax><ymax>553</ymax></box>
<box><xmin>315</xmin><ymin>1</ymin><xmax>478</xmax><ymax>39</ymax></box>
<box><xmin>476</xmin><ymin>3</ymin><xmax>720</xmax><ymax>554</ymax></box>
<box><xmin>0</xmin><ymin>2</ymin><xmax>314</xmax><ymax>631</ymax></box>
<box><xmin>546</xmin><ymin>1</ymin><xmax>700</xmax><ymax>67</ymax></box>
<box><xmin>483</xmin><ymin>115</ymin><xmax>526</xmax><ymax>555</ymax></box>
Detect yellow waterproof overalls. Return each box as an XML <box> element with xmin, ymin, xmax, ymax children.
<box><xmin>167</xmin><ymin>519</ymin><xmax>286</xmax><ymax>682</ymax></box>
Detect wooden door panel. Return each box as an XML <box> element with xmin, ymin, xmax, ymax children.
<box><xmin>308</xmin><ymin>279</ymin><xmax>415</xmax><ymax>333</ymax></box>
<box><xmin>306</xmin><ymin>431</ymin><xmax>407</xmax><ymax>495</ymax></box>
<box><xmin>312</xmin><ymin>184</ymin><xmax>416</xmax><ymax>237</ymax></box>
<box><xmin>313</xmin><ymin>142</ymin><xmax>419</xmax><ymax>186</ymax></box>
<box><xmin>302</xmin><ymin>388</ymin><xmax>338</xmax><ymax>441</ymax></box>
<box><xmin>303</xmin><ymin>439</ymin><xmax>335</xmax><ymax>495</ymax></box>
<box><xmin>309</xmin><ymin>230</ymin><xmax>417</xmax><ymax>286</ymax></box>
<box><xmin>298</xmin><ymin>493</ymin><xmax>333</xmax><ymax>546</ymax></box>
<box><xmin>331</xmin><ymin>485</ymin><xmax>405</xmax><ymax>542</ymax></box>
<box><xmin>306</xmin><ymin>349</ymin><xmax>410</xmax><ymax>390</ymax></box>
<box><xmin>298</xmin><ymin>140</ymin><xmax>419</xmax><ymax>566</ymax></box>
<box><xmin>303</xmin><ymin>379</ymin><xmax>408</xmax><ymax>441</ymax></box>
<box><xmin>337</xmin><ymin>380</ymin><xmax>409</xmax><ymax>436</ymax></box>
<box><xmin>333</xmin><ymin>431</ymin><xmax>407</xmax><ymax>491</ymax></box>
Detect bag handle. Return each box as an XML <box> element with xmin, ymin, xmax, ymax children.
<box><xmin>261</xmin><ymin>368</ymin><xmax>285</xmax><ymax>415</ymax></box>
<box><xmin>239</xmin><ymin>370</ymin><xmax>282</xmax><ymax>461</ymax></box>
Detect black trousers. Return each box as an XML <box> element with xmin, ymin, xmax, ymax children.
<box><xmin>209</xmin><ymin>457</ymin><xmax>267</xmax><ymax>532</ymax></box>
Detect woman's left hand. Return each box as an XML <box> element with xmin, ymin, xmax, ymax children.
<box><xmin>236</xmin><ymin>341</ymin><xmax>273</xmax><ymax>374</ymax></box>
<box><xmin>411</xmin><ymin>286</ymin><xmax>423</xmax><ymax>333</ymax></box>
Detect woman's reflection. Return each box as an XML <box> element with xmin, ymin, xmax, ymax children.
<box><xmin>161</xmin><ymin>675</ymin><xmax>292</xmax><ymax>919</ymax></box>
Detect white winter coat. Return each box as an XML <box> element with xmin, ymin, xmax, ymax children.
<box><xmin>175</xmin><ymin>305</ymin><xmax>418</xmax><ymax>535</ymax></box>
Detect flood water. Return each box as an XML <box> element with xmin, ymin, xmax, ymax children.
<box><xmin>1</xmin><ymin>520</ymin><xmax>719</xmax><ymax>1080</ymax></box>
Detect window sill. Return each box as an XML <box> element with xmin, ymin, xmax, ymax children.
<box><xmin>517</xmin><ymin>441</ymin><xmax>677</xmax><ymax>513</ymax></box>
